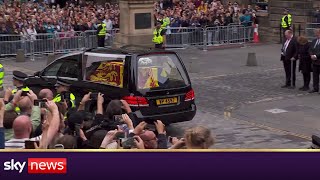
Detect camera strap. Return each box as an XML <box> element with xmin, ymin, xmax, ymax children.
<box><xmin>85</xmin><ymin>124</ymin><xmax>102</xmax><ymax>134</ymax></box>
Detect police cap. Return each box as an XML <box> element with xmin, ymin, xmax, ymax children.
<box><xmin>55</xmin><ymin>78</ymin><xmax>71</xmax><ymax>87</ymax></box>
<box><xmin>13</xmin><ymin>71</ymin><xmax>28</xmax><ymax>81</ymax></box>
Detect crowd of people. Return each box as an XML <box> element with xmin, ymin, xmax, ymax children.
<box><xmin>0</xmin><ymin>71</ymin><xmax>214</xmax><ymax>149</ymax></box>
<box><xmin>154</xmin><ymin>0</ymin><xmax>259</xmax><ymax>29</ymax></box>
<box><xmin>0</xmin><ymin>0</ymin><xmax>260</xmax><ymax>37</ymax></box>
<box><xmin>0</xmin><ymin>0</ymin><xmax>119</xmax><ymax>36</ymax></box>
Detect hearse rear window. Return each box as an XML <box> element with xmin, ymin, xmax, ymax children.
<box><xmin>137</xmin><ymin>53</ymin><xmax>189</xmax><ymax>90</ymax></box>
<box><xmin>84</xmin><ymin>53</ymin><xmax>126</xmax><ymax>88</ymax></box>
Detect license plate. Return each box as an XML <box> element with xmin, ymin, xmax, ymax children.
<box><xmin>156</xmin><ymin>97</ymin><xmax>178</xmax><ymax>105</ymax></box>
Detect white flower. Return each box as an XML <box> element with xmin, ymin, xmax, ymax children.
<box><xmin>138</xmin><ymin>58</ymin><xmax>152</xmax><ymax>66</ymax></box>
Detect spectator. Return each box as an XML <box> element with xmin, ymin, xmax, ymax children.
<box><xmin>170</xmin><ymin>126</ymin><xmax>215</xmax><ymax>149</ymax></box>
<box><xmin>129</xmin><ymin>120</ymin><xmax>167</xmax><ymax>149</ymax></box>
<box><xmin>314</xmin><ymin>7</ymin><xmax>320</xmax><ymax>23</ymax></box>
<box><xmin>225</xmin><ymin>12</ymin><xmax>233</xmax><ymax>25</ymax></box>
<box><xmin>26</xmin><ymin>24</ymin><xmax>37</xmax><ymax>40</ymax></box>
<box><xmin>38</xmin><ymin>89</ymin><xmax>54</xmax><ymax>100</ymax></box>
<box><xmin>232</xmin><ymin>11</ymin><xmax>240</xmax><ymax>24</ymax></box>
<box><xmin>170</xmin><ymin>14</ymin><xmax>181</xmax><ymax>33</ymax></box>
<box><xmin>194</xmin><ymin>0</ymin><xmax>201</xmax><ymax>9</ymax></box>
<box><xmin>103</xmin><ymin>15</ymin><xmax>112</xmax><ymax>31</ymax></box>
<box><xmin>3</xmin><ymin>110</ymin><xmax>18</xmax><ymax>141</ymax></box>
<box><xmin>56</xmin><ymin>134</ymin><xmax>77</xmax><ymax>149</ymax></box>
<box><xmin>5</xmin><ymin>115</ymin><xmax>32</xmax><ymax>149</ymax></box>
<box><xmin>197</xmin><ymin>1</ymin><xmax>207</xmax><ymax>14</ymax></box>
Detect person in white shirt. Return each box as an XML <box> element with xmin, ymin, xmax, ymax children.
<box><xmin>27</xmin><ymin>24</ymin><xmax>37</xmax><ymax>41</ymax></box>
<box><xmin>103</xmin><ymin>15</ymin><xmax>113</xmax><ymax>30</ymax></box>
<box><xmin>5</xmin><ymin>115</ymin><xmax>32</xmax><ymax>149</ymax></box>
<box><xmin>280</xmin><ymin>30</ymin><xmax>297</xmax><ymax>89</ymax></box>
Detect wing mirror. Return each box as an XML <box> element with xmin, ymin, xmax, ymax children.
<box><xmin>34</xmin><ymin>71</ymin><xmax>40</xmax><ymax>76</ymax></box>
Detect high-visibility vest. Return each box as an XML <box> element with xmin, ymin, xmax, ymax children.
<box><xmin>97</xmin><ymin>23</ymin><xmax>107</xmax><ymax>36</ymax></box>
<box><xmin>53</xmin><ymin>92</ymin><xmax>76</xmax><ymax>108</ymax></box>
<box><xmin>0</xmin><ymin>64</ymin><xmax>4</xmax><ymax>89</ymax></box>
<box><xmin>12</xmin><ymin>86</ymin><xmax>30</xmax><ymax>94</ymax></box>
<box><xmin>281</xmin><ymin>14</ymin><xmax>292</xmax><ymax>28</ymax></box>
<box><xmin>162</xmin><ymin>17</ymin><xmax>170</xmax><ymax>28</ymax></box>
<box><xmin>12</xmin><ymin>86</ymin><xmax>30</xmax><ymax>113</ymax></box>
<box><xmin>152</xmin><ymin>28</ymin><xmax>164</xmax><ymax>44</ymax></box>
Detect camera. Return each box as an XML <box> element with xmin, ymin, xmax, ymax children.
<box><xmin>113</xmin><ymin>115</ymin><xmax>123</xmax><ymax>122</ymax></box>
<box><xmin>21</xmin><ymin>91</ymin><xmax>29</xmax><ymax>96</ymax></box>
<box><xmin>74</xmin><ymin>123</ymin><xmax>81</xmax><ymax>137</ymax></box>
<box><xmin>90</xmin><ymin>92</ymin><xmax>99</xmax><ymax>100</ymax></box>
<box><xmin>121</xmin><ymin>137</ymin><xmax>136</xmax><ymax>149</ymax></box>
<box><xmin>25</xmin><ymin>140</ymin><xmax>40</xmax><ymax>149</ymax></box>
<box><xmin>34</xmin><ymin>99</ymin><xmax>47</xmax><ymax>108</ymax></box>
<box><xmin>114</xmin><ymin>132</ymin><xmax>126</xmax><ymax>139</ymax></box>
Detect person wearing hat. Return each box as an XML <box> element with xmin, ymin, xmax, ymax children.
<box><xmin>281</xmin><ymin>9</ymin><xmax>292</xmax><ymax>42</ymax></box>
<box><xmin>152</xmin><ymin>21</ymin><xmax>166</xmax><ymax>49</ymax></box>
<box><xmin>96</xmin><ymin>19</ymin><xmax>107</xmax><ymax>47</ymax></box>
<box><xmin>53</xmin><ymin>78</ymin><xmax>76</xmax><ymax>109</ymax></box>
<box><xmin>11</xmin><ymin>71</ymin><xmax>30</xmax><ymax>95</ymax></box>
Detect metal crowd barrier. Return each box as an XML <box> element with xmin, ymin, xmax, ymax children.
<box><xmin>306</xmin><ymin>23</ymin><xmax>320</xmax><ymax>42</ymax></box>
<box><xmin>0</xmin><ymin>26</ymin><xmax>253</xmax><ymax>57</ymax></box>
<box><xmin>165</xmin><ymin>25</ymin><xmax>254</xmax><ymax>50</ymax></box>
<box><xmin>0</xmin><ymin>29</ymin><xmax>120</xmax><ymax>57</ymax></box>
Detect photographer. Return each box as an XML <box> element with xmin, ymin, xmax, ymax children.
<box><xmin>128</xmin><ymin>120</ymin><xmax>168</xmax><ymax>149</ymax></box>
<box><xmin>63</xmin><ymin>111</ymin><xmax>90</xmax><ymax>148</ymax></box>
<box><xmin>79</xmin><ymin>92</ymin><xmax>136</xmax><ymax>138</ymax></box>
<box><xmin>170</xmin><ymin>126</ymin><xmax>215</xmax><ymax>149</ymax></box>
<box><xmin>31</xmin><ymin>102</ymin><xmax>65</xmax><ymax>148</ymax></box>
<box><xmin>4</xmin><ymin>89</ymin><xmax>41</xmax><ymax>139</ymax></box>
<box><xmin>33</xmin><ymin>101</ymin><xmax>61</xmax><ymax>149</ymax></box>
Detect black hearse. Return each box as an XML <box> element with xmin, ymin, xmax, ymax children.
<box><xmin>25</xmin><ymin>46</ymin><xmax>196</xmax><ymax>124</ymax></box>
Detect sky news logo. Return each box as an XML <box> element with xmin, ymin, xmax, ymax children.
<box><xmin>3</xmin><ymin>158</ymin><xmax>67</xmax><ymax>174</ymax></box>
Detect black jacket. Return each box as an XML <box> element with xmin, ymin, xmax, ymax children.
<box><xmin>309</xmin><ymin>39</ymin><xmax>320</xmax><ymax>65</ymax></box>
<box><xmin>281</xmin><ymin>37</ymin><xmax>298</xmax><ymax>62</ymax></box>
<box><xmin>297</xmin><ymin>43</ymin><xmax>312</xmax><ymax>73</ymax></box>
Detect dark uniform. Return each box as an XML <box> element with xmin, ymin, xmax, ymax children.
<box><xmin>309</xmin><ymin>38</ymin><xmax>320</xmax><ymax>93</ymax></box>
<box><xmin>53</xmin><ymin>78</ymin><xmax>76</xmax><ymax>108</ymax></box>
<box><xmin>11</xmin><ymin>71</ymin><xmax>30</xmax><ymax>113</ymax></box>
<box><xmin>281</xmin><ymin>9</ymin><xmax>292</xmax><ymax>42</ymax></box>
<box><xmin>152</xmin><ymin>21</ymin><xmax>166</xmax><ymax>49</ymax></box>
<box><xmin>96</xmin><ymin>22</ymin><xmax>107</xmax><ymax>48</ymax></box>
<box><xmin>12</xmin><ymin>71</ymin><xmax>30</xmax><ymax>94</ymax></box>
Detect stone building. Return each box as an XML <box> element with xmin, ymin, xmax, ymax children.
<box><xmin>256</xmin><ymin>0</ymin><xmax>319</xmax><ymax>42</ymax></box>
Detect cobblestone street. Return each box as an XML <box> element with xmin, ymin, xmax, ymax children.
<box><xmin>1</xmin><ymin>44</ymin><xmax>316</xmax><ymax>148</ymax></box>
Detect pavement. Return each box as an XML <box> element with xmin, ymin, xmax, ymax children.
<box><xmin>0</xmin><ymin>44</ymin><xmax>316</xmax><ymax>148</ymax></box>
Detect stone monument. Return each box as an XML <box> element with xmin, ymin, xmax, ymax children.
<box><xmin>113</xmin><ymin>0</ymin><xmax>155</xmax><ymax>48</ymax></box>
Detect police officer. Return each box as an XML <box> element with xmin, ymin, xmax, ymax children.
<box><xmin>10</xmin><ymin>71</ymin><xmax>30</xmax><ymax>113</ymax></box>
<box><xmin>0</xmin><ymin>63</ymin><xmax>4</xmax><ymax>91</ymax></box>
<box><xmin>152</xmin><ymin>21</ymin><xmax>166</xmax><ymax>49</ymax></box>
<box><xmin>53</xmin><ymin>78</ymin><xmax>76</xmax><ymax>109</ymax></box>
<box><xmin>159</xmin><ymin>13</ymin><xmax>170</xmax><ymax>29</ymax></box>
<box><xmin>96</xmin><ymin>19</ymin><xmax>107</xmax><ymax>48</ymax></box>
<box><xmin>12</xmin><ymin>71</ymin><xmax>30</xmax><ymax>95</ymax></box>
<box><xmin>281</xmin><ymin>9</ymin><xmax>292</xmax><ymax>42</ymax></box>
